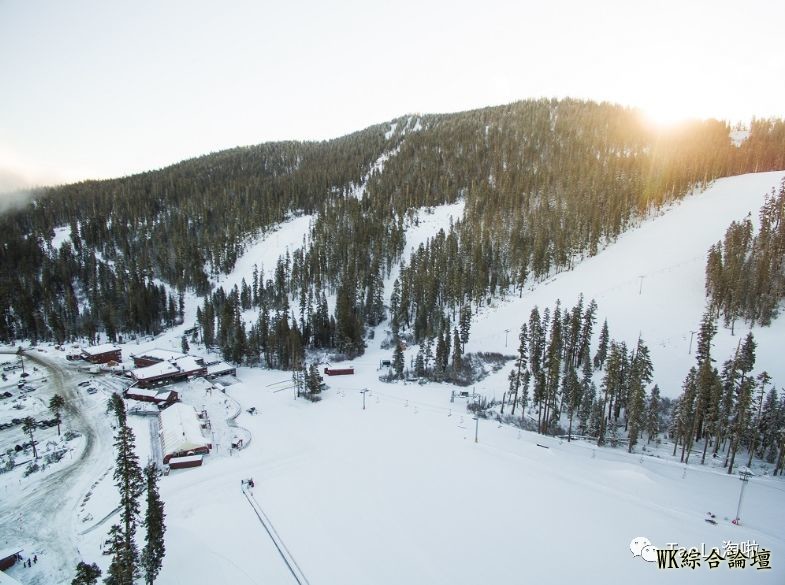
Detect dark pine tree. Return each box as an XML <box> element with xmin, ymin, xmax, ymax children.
<box><xmin>141</xmin><ymin>463</ymin><xmax>166</xmax><ymax>585</ymax></box>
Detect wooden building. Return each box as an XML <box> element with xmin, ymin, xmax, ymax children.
<box><xmin>324</xmin><ymin>366</ymin><xmax>354</xmax><ymax>376</ymax></box>
<box><xmin>129</xmin><ymin>355</ymin><xmax>207</xmax><ymax>388</ymax></box>
<box><xmin>124</xmin><ymin>387</ymin><xmax>179</xmax><ymax>407</ymax></box>
<box><xmin>159</xmin><ymin>403</ymin><xmax>212</xmax><ymax>464</ymax></box>
<box><xmin>131</xmin><ymin>348</ymin><xmax>187</xmax><ymax>368</ymax></box>
<box><xmin>81</xmin><ymin>344</ymin><xmax>122</xmax><ymax>364</ymax></box>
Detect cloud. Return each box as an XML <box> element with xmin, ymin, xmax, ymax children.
<box><xmin>0</xmin><ymin>167</ymin><xmax>40</xmax><ymax>214</ymax></box>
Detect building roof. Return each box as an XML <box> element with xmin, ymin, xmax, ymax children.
<box><xmin>168</xmin><ymin>454</ymin><xmax>203</xmax><ymax>464</ymax></box>
<box><xmin>131</xmin><ymin>361</ymin><xmax>179</xmax><ymax>381</ymax></box>
<box><xmin>81</xmin><ymin>343</ymin><xmax>120</xmax><ymax>356</ymax></box>
<box><xmin>0</xmin><ymin>549</ymin><xmax>23</xmax><ymax>560</ymax></box>
<box><xmin>133</xmin><ymin>348</ymin><xmax>187</xmax><ymax>362</ymax></box>
<box><xmin>206</xmin><ymin>361</ymin><xmax>236</xmax><ymax>376</ymax></box>
<box><xmin>174</xmin><ymin>356</ymin><xmax>205</xmax><ymax>374</ymax></box>
<box><xmin>159</xmin><ymin>403</ymin><xmax>210</xmax><ymax>458</ymax></box>
<box><xmin>127</xmin><ymin>388</ymin><xmax>176</xmax><ymax>400</ymax></box>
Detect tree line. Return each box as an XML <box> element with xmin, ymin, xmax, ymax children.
<box><xmin>491</xmin><ymin>298</ymin><xmax>784</xmax><ymax>474</ymax></box>
<box><xmin>2</xmin><ymin>99</ymin><xmax>785</xmax><ymax>354</ymax></box>
<box><xmin>706</xmin><ymin>178</ymin><xmax>785</xmax><ymax>331</ymax></box>
<box><xmin>72</xmin><ymin>395</ymin><xmax>166</xmax><ymax>584</ymax></box>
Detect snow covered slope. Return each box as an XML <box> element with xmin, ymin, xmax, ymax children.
<box><xmin>11</xmin><ymin>172</ymin><xmax>783</xmax><ymax>585</ymax></box>
<box><xmin>466</xmin><ymin>170</ymin><xmax>785</xmax><ymax>396</ymax></box>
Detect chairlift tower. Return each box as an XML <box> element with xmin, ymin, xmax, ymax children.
<box><xmin>734</xmin><ymin>468</ymin><xmax>752</xmax><ymax>524</ymax></box>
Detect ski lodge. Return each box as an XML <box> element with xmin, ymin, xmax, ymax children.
<box><xmin>129</xmin><ymin>355</ymin><xmax>207</xmax><ymax>388</ymax></box>
<box><xmin>130</xmin><ymin>348</ymin><xmax>187</xmax><ymax>368</ymax></box>
<box><xmin>124</xmin><ymin>387</ymin><xmax>179</xmax><ymax>407</ymax></box>
<box><xmin>81</xmin><ymin>344</ymin><xmax>122</xmax><ymax>364</ymax></box>
<box><xmin>159</xmin><ymin>403</ymin><xmax>211</xmax><ymax>464</ymax></box>
<box><xmin>324</xmin><ymin>366</ymin><xmax>354</xmax><ymax>376</ymax></box>
<box><xmin>206</xmin><ymin>360</ymin><xmax>236</xmax><ymax>377</ymax></box>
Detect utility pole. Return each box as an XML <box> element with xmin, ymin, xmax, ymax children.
<box><xmin>361</xmin><ymin>388</ymin><xmax>368</xmax><ymax>410</ymax></box>
<box><xmin>638</xmin><ymin>275</ymin><xmax>645</xmax><ymax>295</ymax></box>
<box><xmin>688</xmin><ymin>330</ymin><xmax>696</xmax><ymax>354</ymax></box>
<box><xmin>473</xmin><ymin>416</ymin><xmax>479</xmax><ymax>443</ymax></box>
<box><xmin>504</xmin><ymin>329</ymin><xmax>510</xmax><ymax>347</ymax></box>
<box><xmin>734</xmin><ymin>468</ymin><xmax>752</xmax><ymax>524</ymax></box>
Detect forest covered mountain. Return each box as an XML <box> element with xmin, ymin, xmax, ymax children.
<box><xmin>2</xmin><ymin>98</ymin><xmax>785</xmax><ymax>352</ymax></box>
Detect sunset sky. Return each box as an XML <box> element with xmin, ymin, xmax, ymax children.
<box><xmin>1</xmin><ymin>0</ymin><xmax>783</xmax><ymax>192</ymax></box>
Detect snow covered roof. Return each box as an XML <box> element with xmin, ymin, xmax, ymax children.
<box><xmin>159</xmin><ymin>403</ymin><xmax>210</xmax><ymax>458</ymax></box>
<box><xmin>134</xmin><ymin>348</ymin><xmax>187</xmax><ymax>361</ymax></box>
<box><xmin>169</xmin><ymin>455</ymin><xmax>203</xmax><ymax>464</ymax></box>
<box><xmin>81</xmin><ymin>343</ymin><xmax>120</xmax><ymax>356</ymax></box>
<box><xmin>127</xmin><ymin>388</ymin><xmax>176</xmax><ymax>399</ymax></box>
<box><xmin>127</xmin><ymin>388</ymin><xmax>160</xmax><ymax>398</ymax></box>
<box><xmin>174</xmin><ymin>356</ymin><xmax>205</xmax><ymax>374</ymax></box>
<box><xmin>132</xmin><ymin>361</ymin><xmax>179</xmax><ymax>380</ymax></box>
<box><xmin>206</xmin><ymin>361</ymin><xmax>235</xmax><ymax>376</ymax></box>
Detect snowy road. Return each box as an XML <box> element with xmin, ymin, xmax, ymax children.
<box><xmin>0</xmin><ymin>351</ymin><xmax>115</xmax><ymax>584</ymax></box>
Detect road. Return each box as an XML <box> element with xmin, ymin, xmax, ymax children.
<box><xmin>0</xmin><ymin>350</ymin><xmax>115</xmax><ymax>584</ymax></box>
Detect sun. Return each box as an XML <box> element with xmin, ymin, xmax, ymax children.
<box><xmin>640</xmin><ymin>99</ymin><xmax>694</xmax><ymax>128</ymax></box>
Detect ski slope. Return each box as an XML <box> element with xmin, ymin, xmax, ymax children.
<box><xmin>466</xmin><ymin>170</ymin><xmax>785</xmax><ymax>397</ymax></box>
<box><xmin>4</xmin><ymin>171</ymin><xmax>785</xmax><ymax>585</ymax></box>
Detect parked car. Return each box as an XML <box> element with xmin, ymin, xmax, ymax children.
<box><xmin>78</xmin><ymin>381</ymin><xmax>90</xmax><ymax>387</ymax></box>
<box><xmin>87</xmin><ymin>387</ymin><xmax>98</xmax><ymax>394</ymax></box>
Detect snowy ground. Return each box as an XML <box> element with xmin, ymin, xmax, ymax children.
<box><xmin>465</xmin><ymin>170</ymin><xmax>785</xmax><ymax>397</ymax></box>
<box><xmin>3</xmin><ymin>171</ymin><xmax>785</xmax><ymax>584</ymax></box>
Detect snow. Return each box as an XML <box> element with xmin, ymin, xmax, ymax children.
<box><xmin>0</xmin><ymin>570</ymin><xmax>23</xmax><ymax>585</ymax></box>
<box><xmin>131</xmin><ymin>360</ymin><xmax>179</xmax><ymax>380</ymax></box>
<box><xmin>730</xmin><ymin>128</ymin><xmax>750</xmax><ymax>147</ymax></box>
<box><xmin>174</xmin><ymin>356</ymin><xmax>205</xmax><ymax>374</ymax></box>
<box><xmin>206</xmin><ymin>361</ymin><xmax>235</xmax><ymax>376</ymax></box>
<box><xmin>131</xmin><ymin>349</ymin><xmax>186</xmax><ymax>362</ymax></box>
<box><xmin>49</xmin><ymin>226</ymin><xmax>71</xmax><ymax>250</ymax></box>
<box><xmin>143</xmin><ymin>367</ymin><xmax>784</xmax><ymax>585</ymax></box>
<box><xmin>465</xmin><ymin>170</ymin><xmax>785</xmax><ymax>397</ymax></box>
<box><xmin>384</xmin><ymin>121</ymin><xmax>398</xmax><ymax>140</ymax></box>
<box><xmin>4</xmin><ymin>172</ymin><xmax>785</xmax><ymax>585</ymax></box>
<box><xmin>215</xmin><ymin>214</ymin><xmax>314</xmax><ymax>292</ymax></box>
<box><xmin>386</xmin><ymin>199</ymin><xmax>466</xmax><ymax>302</ymax></box>
<box><xmin>159</xmin><ymin>403</ymin><xmax>210</xmax><ymax>459</ymax></box>
<box><xmin>80</xmin><ymin>343</ymin><xmax>120</xmax><ymax>356</ymax></box>
<box><xmin>348</xmin><ymin>145</ymin><xmax>402</xmax><ymax>200</ymax></box>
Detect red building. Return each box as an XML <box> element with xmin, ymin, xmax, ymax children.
<box><xmin>324</xmin><ymin>366</ymin><xmax>354</xmax><ymax>376</ymax></box>
<box><xmin>129</xmin><ymin>356</ymin><xmax>207</xmax><ymax>388</ymax></box>
<box><xmin>81</xmin><ymin>344</ymin><xmax>122</xmax><ymax>364</ymax></box>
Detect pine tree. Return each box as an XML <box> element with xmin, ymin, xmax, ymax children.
<box><xmin>414</xmin><ymin>348</ymin><xmax>425</xmax><ymax>377</ymax></box>
<box><xmin>141</xmin><ymin>464</ymin><xmax>166</xmax><ymax>585</ymax></box>
<box><xmin>107</xmin><ymin>397</ymin><xmax>144</xmax><ymax>584</ymax></box>
<box><xmin>746</xmin><ymin>371</ymin><xmax>770</xmax><ymax>467</ymax></box>
<box><xmin>727</xmin><ymin>333</ymin><xmax>757</xmax><ymax>474</ymax></box>
<box><xmin>577</xmin><ymin>383</ymin><xmax>595</xmax><ymax>436</ymax></box>
<box><xmin>104</xmin><ymin>524</ymin><xmax>131</xmax><ymax>585</ymax></box>
<box><xmin>459</xmin><ymin>305</ymin><xmax>471</xmax><ymax>350</ymax></box>
<box><xmin>646</xmin><ymin>385</ymin><xmax>661</xmax><ymax>443</ymax></box>
<box><xmin>22</xmin><ymin>417</ymin><xmax>38</xmax><ymax>459</ymax></box>
<box><xmin>626</xmin><ymin>338</ymin><xmax>652</xmax><ymax>453</ymax></box>
<box><xmin>564</xmin><ymin>364</ymin><xmax>582</xmax><ymax>442</ymax></box>
<box><xmin>71</xmin><ymin>561</ymin><xmax>101</xmax><ymax>585</ymax></box>
<box><xmin>451</xmin><ymin>328</ymin><xmax>462</xmax><ymax>372</ymax></box>
<box><xmin>593</xmin><ymin>319</ymin><xmax>609</xmax><ymax>370</ymax></box>
<box><xmin>508</xmin><ymin>323</ymin><xmax>528</xmax><ymax>416</ymax></box>
<box><xmin>393</xmin><ymin>341</ymin><xmax>405</xmax><ymax>380</ymax></box>
<box><xmin>390</xmin><ymin>278</ymin><xmax>401</xmax><ymax>338</ymax></box>
<box><xmin>49</xmin><ymin>394</ymin><xmax>65</xmax><ymax>436</ymax></box>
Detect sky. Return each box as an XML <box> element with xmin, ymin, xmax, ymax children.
<box><xmin>1</xmin><ymin>0</ymin><xmax>784</xmax><ymax>192</ymax></box>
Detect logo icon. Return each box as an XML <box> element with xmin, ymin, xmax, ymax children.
<box><xmin>630</xmin><ymin>537</ymin><xmax>657</xmax><ymax>562</ymax></box>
